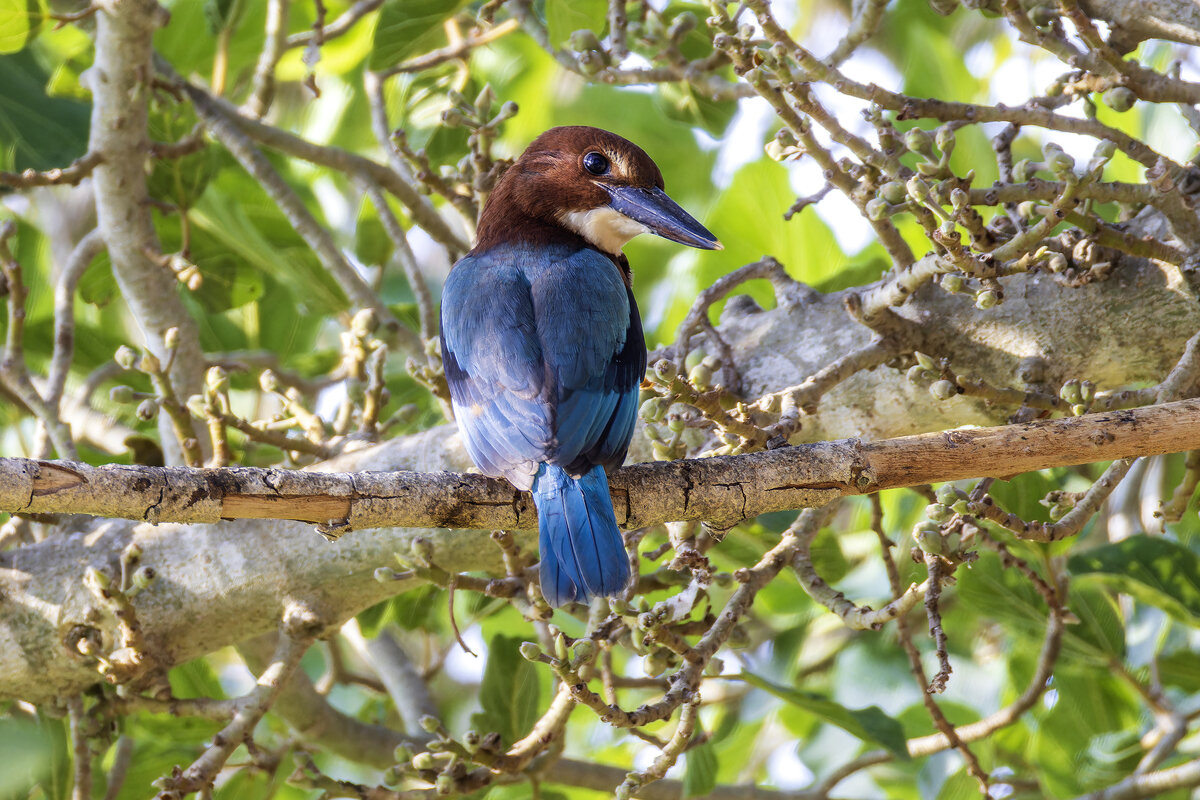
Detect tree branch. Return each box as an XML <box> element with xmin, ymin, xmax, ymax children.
<box><xmin>90</xmin><ymin>0</ymin><xmax>206</xmax><ymax>464</ymax></box>
<box><xmin>4</xmin><ymin>399</ymin><xmax>1199</xmax><ymax>530</ymax></box>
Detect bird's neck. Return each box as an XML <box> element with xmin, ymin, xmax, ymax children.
<box><xmin>474</xmin><ymin>184</ymin><xmax>633</xmax><ymax>285</ymax></box>
<box><xmin>475</xmin><ymin>207</ymin><xmax>585</xmax><ymax>252</ymax></box>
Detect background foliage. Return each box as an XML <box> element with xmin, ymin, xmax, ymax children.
<box><xmin>4</xmin><ymin>0</ymin><xmax>1200</xmax><ymax>798</ymax></box>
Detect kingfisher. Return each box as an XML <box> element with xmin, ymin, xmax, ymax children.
<box><xmin>440</xmin><ymin>126</ymin><xmax>720</xmax><ymax>606</ymax></box>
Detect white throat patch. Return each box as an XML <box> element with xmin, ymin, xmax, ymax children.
<box><xmin>560</xmin><ymin>207</ymin><xmax>649</xmax><ymax>255</ymax></box>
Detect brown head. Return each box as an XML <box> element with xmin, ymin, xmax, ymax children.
<box><xmin>474</xmin><ymin>126</ymin><xmax>720</xmax><ymax>256</ymax></box>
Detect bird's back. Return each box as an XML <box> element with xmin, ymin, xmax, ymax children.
<box><xmin>440</xmin><ymin>241</ymin><xmax>646</xmax><ymax>489</ymax></box>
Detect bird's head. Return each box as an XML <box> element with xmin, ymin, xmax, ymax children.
<box><xmin>475</xmin><ymin>126</ymin><xmax>721</xmax><ymax>256</ymax></box>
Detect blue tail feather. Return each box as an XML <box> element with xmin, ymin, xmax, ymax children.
<box><xmin>534</xmin><ymin>464</ymin><xmax>630</xmax><ymax>607</ymax></box>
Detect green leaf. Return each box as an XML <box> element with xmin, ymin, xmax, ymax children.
<box><xmin>168</xmin><ymin>658</ymin><xmax>226</xmax><ymax>700</ymax></box>
<box><xmin>662</xmin><ymin>2</ymin><xmax>716</xmax><ymax>60</ymax></box>
<box><xmin>683</xmin><ymin>740</ymin><xmax>718</xmax><ymax>798</ymax></box>
<box><xmin>147</xmin><ymin>103</ymin><xmax>219</xmax><ymax>209</ymax></box>
<box><xmin>1030</xmin><ymin>670</ymin><xmax>1141</xmax><ymax>796</ymax></box>
<box><xmin>656</xmin><ymin>81</ymin><xmax>737</xmax><ymax>138</ymax></box>
<box><xmin>957</xmin><ymin>549</ymin><xmax>1125</xmax><ymax>666</ymax></box>
<box><xmin>0</xmin><ymin>716</ymin><xmax>60</xmax><ymax>796</ymax></box>
<box><xmin>369</xmin><ymin>0</ymin><xmax>470</xmax><ymax>70</ymax></box>
<box><xmin>0</xmin><ymin>0</ymin><xmax>31</xmax><ymax>55</ymax></box>
<box><xmin>809</xmin><ymin>526</ymin><xmax>849</xmax><ymax>584</ymax></box>
<box><xmin>356</xmin><ymin>597</ymin><xmax>396</xmax><ymax>639</ymax></box>
<box><xmin>203</xmin><ymin>0</ymin><xmax>245</xmax><ymax>34</ymax></box>
<box><xmin>78</xmin><ymin>250</ymin><xmax>117</xmax><ymax>307</ymax></box>
<box><xmin>738</xmin><ymin>672</ymin><xmax>909</xmax><ymax>760</ymax></box>
<box><xmin>188</xmin><ymin>175</ymin><xmax>348</xmax><ymax>316</ymax></box>
<box><xmin>472</xmin><ymin>634</ymin><xmax>541</xmax><ymax>746</ymax></box>
<box><xmin>487</xmin><ymin>787</ymin><xmax>568</xmax><ymax>800</ymax></box>
<box><xmin>1157</xmin><ymin>648</ymin><xmax>1200</xmax><ymax>692</ymax></box>
<box><xmin>156</xmin><ymin>0</ymin><xmax>268</xmax><ymax>82</ymax></box>
<box><xmin>1069</xmin><ymin>535</ymin><xmax>1200</xmax><ymax>626</ymax></box>
<box><xmin>0</xmin><ymin>49</ymin><xmax>90</xmax><ymax>174</ymax></box>
<box><xmin>392</xmin><ymin>584</ymin><xmax>444</xmax><ymax>631</ymax></box>
<box><xmin>108</xmin><ymin>718</ymin><xmax>219</xmax><ymax>800</ymax></box>
<box><xmin>355</xmin><ymin>197</ymin><xmax>391</xmax><ymax>267</ymax></box>
<box><xmin>546</xmin><ymin>0</ymin><xmax>607</xmax><ymax>48</ymax></box>
<box><xmin>935</xmin><ymin>770</ymin><xmax>978</xmax><ymax>800</ymax></box>
<box><xmin>192</xmin><ymin>255</ymin><xmax>265</xmax><ymax>312</ymax></box>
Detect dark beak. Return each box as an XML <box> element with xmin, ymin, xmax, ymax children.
<box><xmin>604</xmin><ymin>185</ymin><xmax>722</xmax><ymax>250</ymax></box>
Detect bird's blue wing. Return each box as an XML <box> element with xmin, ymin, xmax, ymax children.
<box><xmin>527</xmin><ymin>248</ymin><xmax>647</xmax><ymax>473</ymax></box>
<box><xmin>592</xmin><ymin>291</ymin><xmax>645</xmax><ymax>469</ymax></box>
<box><xmin>442</xmin><ymin>244</ymin><xmax>647</xmax><ymax>486</ymax></box>
<box><xmin>440</xmin><ymin>252</ymin><xmax>554</xmax><ymax>488</ymax></box>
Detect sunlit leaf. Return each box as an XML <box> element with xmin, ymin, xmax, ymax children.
<box><xmin>78</xmin><ymin>250</ymin><xmax>117</xmax><ymax>307</ymax></box>
<box><xmin>738</xmin><ymin>672</ymin><xmax>909</xmax><ymax>760</ymax></box>
<box><xmin>472</xmin><ymin>634</ymin><xmax>541</xmax><ymax>746</ymax></box>
<box><xmin>683</xmin><ymin>740</ymin><xmax>718</xmax><ymax>798</ymax></box>
<box><xmin>935</xmin><ymin>770</ymin><xmax>978</xmax><ymax>800</ymax></box>
<box><xmin>0</xmin><ymin>0</ymin><xmax>31</xmax><ymax>55</ymax></box>
<box><xmin>169</xmin><ymin>658</ymin><xmax>226</xmax><ymax>700</ymax></box>
<box><xmin>957</xmin><ymin>550</ymin><xmax>1125</xmax><ymax>666</ymax></box>
<box><xmin>546</xmin><ymin>0</ymin><xmax>607</xmax><ymax>48</ymax></box>
<box><xmin>0</xmin><ymin>49</ymin><xmax>89</xmax><ymax>173</ymax></box>
<box><xmin>147</xmin><ymin>103</ymin><xmax>219</xmax><ymax>209</ymax></box>
<box><xmin>156</xmin><ymin>0</ymin><xmax>268</xmax><ymax>81</ymax></box>
<box><xmin>1069</xmin><ymin>534</ymin><xmax>1200</xmax><ymax>626</ymax></box>
<box><xmin>369</xmin><ymin>0</ymin><xmax>470</xmax><ymax>70</ymax></box>
<box><xmin>0</xmin><ymin>716</ymin><xmax>59</xmax><ymax>796</ymax></box>
<box><xmin>656</xmin><ymin>81</ymin><xmax>736</xmax><ymax>137</ymax></box>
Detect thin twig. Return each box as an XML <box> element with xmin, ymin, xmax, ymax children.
<box><xmin>243</xmin><ymin>0</ymin><xmax>290</xmax><ymax>118</ymax></box>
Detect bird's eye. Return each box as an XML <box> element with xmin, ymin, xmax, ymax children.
<box><xmin>582</xmin><ymin>151</ymin><xmax>610</xmax><ymax>176</ymax></box>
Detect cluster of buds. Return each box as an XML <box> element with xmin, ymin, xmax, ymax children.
<box><xmin>568</xmin><ymin>29</ymin><xmax>611</xmax><ymax>75</ymax></box>
<box><xmin>1058</xmin><ymin>378</ymin><xmax>1096</xmax><ymax>416</ymax></box>
<box><xmin>336</xmin><ymin>308</ymin><xmax>391</xmax><ymax>436</ymax></box>
<box><xmin>765</xmin><ymin>128</ymin><xmax>804</xmax><ymax>162</ymax></box>
<box><xmin>519</xmin><ymin>631</ymin><xmax>598</xmax><ymax>672</ymax></box>
<box><xmin>905</xmin><ymin>351</ymin><xmax>962</xmax><ymax>402</ymax></box>
<box><xmin>868</xmin><ymin>151</ymin><xmax>1002</xmax><ymax>284</ymax></box>
<box><xmin>385</xmin><ymin>714</ymin><xmax>496</xmax><ymax>794</ymax></box>
<box><xmin>165</xmin><ymin>251</ymin><xmax>203</xmax><ymax>292</ymax></box>
<box><xmin>1041</xmin><ymin>489</ymin><xmax>1081</xmax><ymax>521</ymax></box>
<box><xmin>913</xmin><ymin>484</ymin><xmax>972</xmax><ymax>559</ymax></box>
<box><xmin>77</xmin><ymin>542</ymin><xmax>158</xmax><ymax>685</ymax></box>
<box><xmin>408</xmin><ymin>336</ymin><xmax>451</xmax><ymax>405</ymax></box>
<box><xmin>903</xmin><ymin>124</ymin><xmax>959</xmax><ymax>179</ymax></box>
<box><xmin>1013</xmin><ymin>139</ymin><xmax>1113</xmax><ymax>192</ymax></box>
<box><xmin>437</xmin><ymin>85</ymin><xmax>518</xmax><ymax>201</ymax></box>
<box><xmin>439</xmin><ymin>85</ymin><xmax>517</xmax><ymax>133</ymax></box>
<box><xmin>639</xmin><ymin>349</ymin><xmax>738</xmax><ymax>460</ymax></box>
<box><xmin>109</xmin><ymin>329</ymin><xmax>203</xmax><ymax>465</ymax></box>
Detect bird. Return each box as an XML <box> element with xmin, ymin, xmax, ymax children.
<box><xmin>440</xmin><ymin>126</ymin><xmax>721</xmax><ymax>607</ymax></box>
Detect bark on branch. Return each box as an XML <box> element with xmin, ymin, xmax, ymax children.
<box><xmin>4</xmin><ymin>399</ymin><xmax>1200</xmax><ymax>532</ymax></box>
<box><xmin>4</xmin><ymin>399</ymin><xmax>1199</xmax><ymax>703</ymax></box>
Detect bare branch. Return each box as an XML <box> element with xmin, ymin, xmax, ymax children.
<box><xmin>0</xmin><ymin>152</ymin><xmax>103</xmax><ymax>189</ymax></box>
<box><xmin>4</xmin><ymin>399</ymin><xmax>1200</xmax><ymax>531</ymax></box>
